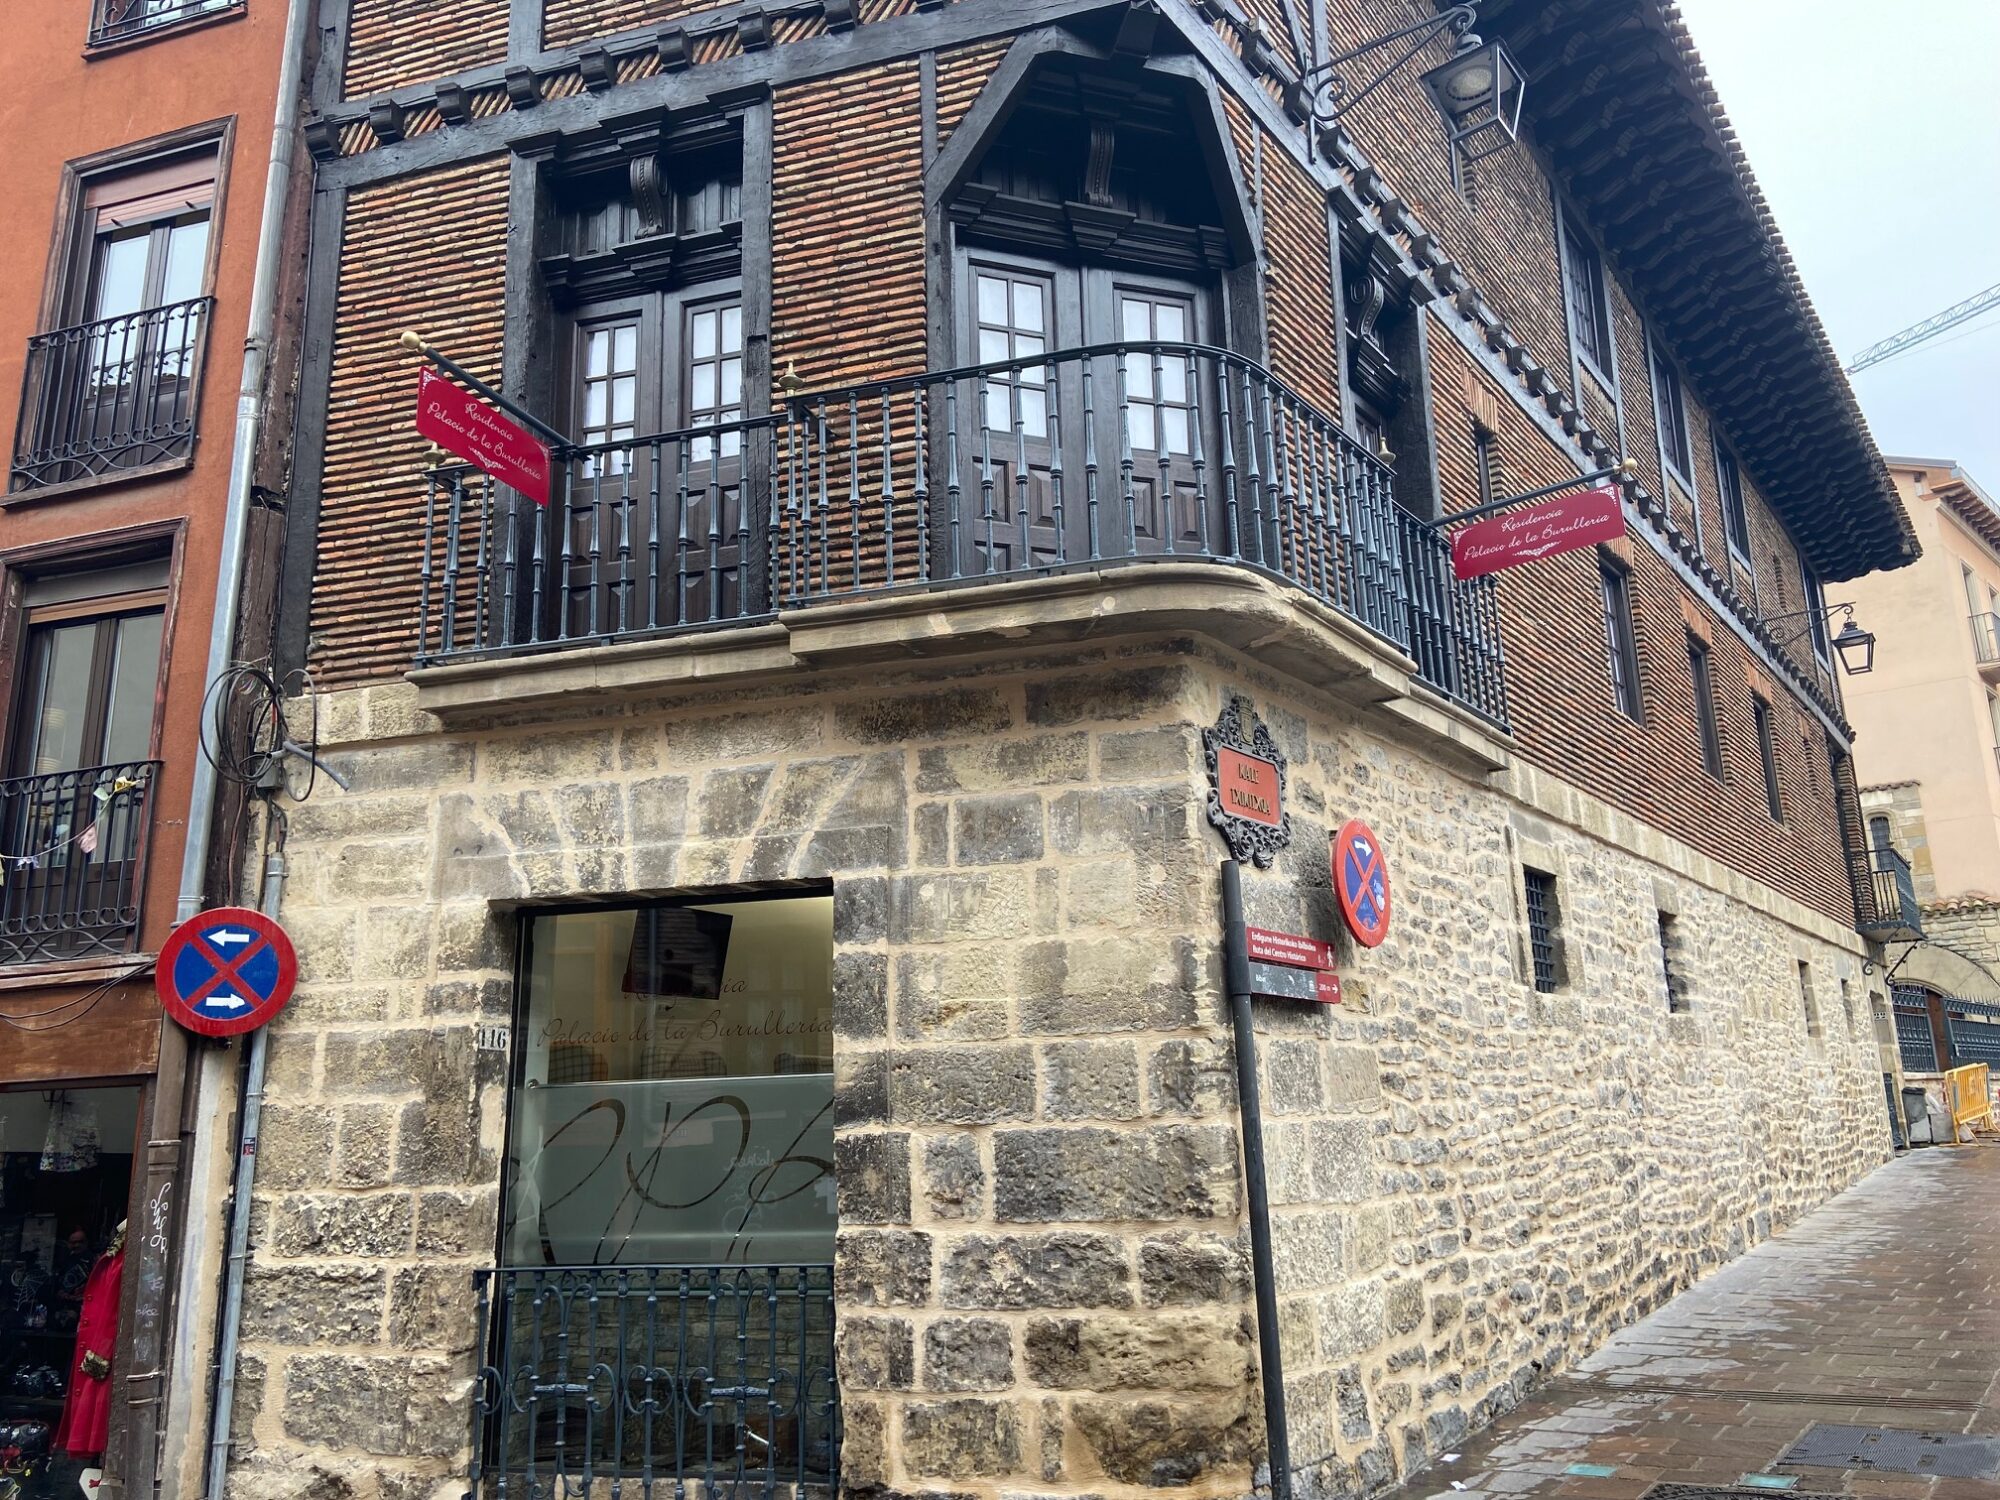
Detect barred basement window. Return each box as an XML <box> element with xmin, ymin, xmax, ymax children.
<box><xmin>1657</xmin><ymin>911</ymin><xmax>1685</xmax><ymax>1013</ymax></box>
<box><xmin>1798</xmin><ymin>960</ymin><xmax>1821</xmax><ymax>1039</ymax></box>
<box><xmin>1754</xmin><ymin>696</ymin><xmax>1783</xmax><ymax>821</ymax></box>
<box><xmin>1523</xmin><ymin>867</ymin><xmax>1561</xmax><ymax>994</ymax></box>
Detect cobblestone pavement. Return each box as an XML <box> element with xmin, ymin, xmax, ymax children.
<box><xmin>1388</xmin><ymin>1145</ymin><xmax>2000</xmax><ymax>1500</ymax></box>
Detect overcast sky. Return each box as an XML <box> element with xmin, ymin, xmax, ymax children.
<box><xmin>1676</xmin><ymin>0</ymin><xmax>2000</xmax><ymax>491</ymax></box>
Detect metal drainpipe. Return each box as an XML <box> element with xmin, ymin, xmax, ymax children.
<box><xmin>1221</xmin><ymin>859</ymin><xmax>1293</xmax><ymax>1500</ymax></box>
<box><xmin>133</xmin><ymin>0</ymin><xmax>317</xmax><ymax>1490</ymax></box>
<box><xmin>202</xmin><ymin>846</ymin><xmax>285</xmax><ymax>1500</ymax></box>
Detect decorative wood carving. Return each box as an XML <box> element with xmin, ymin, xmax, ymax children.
<box><xmin>630</xmin><ymin>154</ymin><xmax>671</xmax><ymax>239</ymax></box>
<box><xmin>1082</xmin><ymin>118</ymin><xmax>1116</xmax><ymax>210</ymax></box>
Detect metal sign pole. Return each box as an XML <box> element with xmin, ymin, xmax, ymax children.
<box><xmin>397</xmin><ymin>330</ymin><xmax>570</xmax><ymax>449</ymax></box>
<box><xmin>1221</xmin><ymin>858</ymin><xmax>1293</xmax><ymax>1500</ymax></box>
<box><xmin>1420</xmin><ymin>458</ymin><xmax>1633</xmax><ymax>530</ymax></box>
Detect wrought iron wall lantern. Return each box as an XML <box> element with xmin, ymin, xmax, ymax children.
<box><xmin>1286</xmin><ymin>2</ymin><xmax>1525</xmax><ymax>172</ymax></box>
<box><xmin>1765</xmin><ymin>600</ymin><xmax>1877</xmax><ymax>675</ymax></box>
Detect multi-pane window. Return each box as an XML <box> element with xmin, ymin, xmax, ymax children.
<box><xmin>1799</xmin><ymin>558</ymin><xmax>1831</xmax><ymax>662</ymax></box>
<box><xmin>686</xmin><ymin>300</ymin><xmax>743</xmax><ymax>462</ymax></box>
<box><xmin>1658</xmin><ymin>911</ymin><xmax>1685</xmax><ymax>1013</ymax></box>
<box><xmin>1716</xmin><ymin>446</ymin><xmax>1751</xmax><ymax>562</ymax></box>
<box><xmin>1600</xmin><ymin>560</ymin><xmax>1642</xmax><ymax>720</ymax></box>
<box><xmin>577</xmin><ymin>320</ymin><xmax>638</xmax><ymax>473</ymax></box>
<box><xmin>1119</xmin><ymin>292</ymin><xmax>1195</xmax><ymax>456</ymax></box>
<box><xmin>13</xmin><ymin>146</ymin><xmax>216</xmax><ymax>490</ymax></box>
<box><xmin>1754</xmin><ymin>696</ymin><xmax>1783</xmax><ymax>821</ymax></box>
<box><xmin>1523</xmin><ymin>868</ymin><xmax>1561</xmax><ymax>994</ymax></box>
<box><xmin>1561</xmin><ymin>221</ymin><xmax>1614</xmax><ymax>377</ymax></box>
<box><xmin>1650</xmin><ymin>342</ymin><xmax>1693</xmax><ymax>480</ymax></box>
<box><xmin>1687</xmin><ymin>635</ymin><xmax>1724</xmax><ymax>779</ymax></box>
<box><xmin>2</xmin><ymin>560</ymin><xmax>169</xmax><ymax>964</ymax></box>
<box><xmin>975</xmin><ymin>269</ymin><xmax>1050</xmax><ymax>440</ymax></box>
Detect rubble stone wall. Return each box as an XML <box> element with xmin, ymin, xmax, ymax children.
<box><xmin>226</xmin><ymin>641</ymin><xmax>1890</xmax><ymax>1500</ymax></box>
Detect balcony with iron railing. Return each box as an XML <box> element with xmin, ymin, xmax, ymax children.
<box><xmin>416</xmin><ymin>340</ymin><xmax>1511</xmax><ymax>731</ymax></box>
<box><xmin>88</xmin><ymin>0</ymin><xmax>240</xmax><ymax>46</ymax></box>
<box><xmin>0</xmin><ymin>761</ymin><xmax>162</xmax><ymax>967</ymax></box>
<box><xmin>1852</xmin><ymin>843</ymin><xmax>1923</xmax><ymax>944</ymax></box>
<box><xmin>1971</xmin><ymin>612</ymin><xmax>2000</xmax><ymax>683</ymax></box>
<box><xmin>10</xmin><ymin>298</ymin><xmax>211</xmax><ymax>493</ymax></box>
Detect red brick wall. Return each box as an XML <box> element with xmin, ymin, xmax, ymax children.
<box><xmin>343</xmin><ymin>0</ymin><xmax>507</xmax><ymax>100</ymax></box>
<box><xmin>1431</xmin><ymin>333</ymin><xmax>1850</xmax><ymax>924</ymax></box>
<box><xmin>1226</xmin><ymin>100</ymin><xmax>1341</xmax><ymax>412</ymax></box>
<box><xmin>307</xmin><ymin>159</ymin><xmax>510</xmax><ymax>688</ymax></box>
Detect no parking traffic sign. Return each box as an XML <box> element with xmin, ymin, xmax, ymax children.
<box><xmin>1333</xmin><ymin>819</ymin><xmax>1391</xmax><ymax>949</ymax></box>
<box><xmin>155</xmin><ymin>906</ymin><xmax>298</xmax><ymax>1038</ymax></box>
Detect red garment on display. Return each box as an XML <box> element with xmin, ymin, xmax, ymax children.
<box><xmin>54</xmin><ymin>1247</ymin><xmax>124</xmax><ymax>1458</ymax></box>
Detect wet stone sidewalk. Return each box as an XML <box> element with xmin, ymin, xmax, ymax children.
<box><xmin>1385</xmin><ymin>1146</ymin><xmax>2000</xmax><ymax>1500</ymax></box>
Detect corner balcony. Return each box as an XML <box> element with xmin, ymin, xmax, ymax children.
<box><xmin>414</xmin><ymin>341</ymin><xmax>1509</xmax><ymax>735</ymax></box>
<box><xmin>1853</xmin><ymin>845</ymin><xmax>1923</xmax><ymax>944</ymax></box>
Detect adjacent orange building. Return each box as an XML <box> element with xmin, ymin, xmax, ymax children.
<box><xmin>0</xmin><ymin>1</ymin><xmax>300</xmax><ymax>1494</ymax></box>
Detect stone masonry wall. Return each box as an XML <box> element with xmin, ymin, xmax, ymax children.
<box><xmin>1211</xmin><ymin>659</ymin><xmax>1891</xmax><ymax>1497</ymax></box>
<box><xmin>226</xmin><ymin>640</ymin><xmax>1890</xmax><ymax>1500</ymax></box>
<box><xmin>228</xmin><ymin>649</ymin><xmax>1261</xmax><ymax>1500</ymax></box>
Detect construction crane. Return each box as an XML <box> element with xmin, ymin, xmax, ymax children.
<box><xmin>1846</xmin><ymin>280</ymin><xmax>2000</xmax><ymax>375</ymax></box>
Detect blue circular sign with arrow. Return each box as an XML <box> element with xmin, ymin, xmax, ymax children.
<box><xmin>1334</xmin><ymin>819</ymin><xmax>1392</xmax><ymax>949</ymax></box>
<box><xmin>155</xmin><ymin>906</ymin><xmax>299</xmax><ymax>1038</ymax></box>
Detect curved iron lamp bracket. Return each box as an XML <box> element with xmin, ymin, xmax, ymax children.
<box><xmin>1286</xmin><ymin>3</ymin><xmax>1479</xmax><ymax>131</ymax></box>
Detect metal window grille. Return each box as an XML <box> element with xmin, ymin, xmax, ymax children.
<box><xmin>1754</xmin><ymin>697</ymin><xmax>1783</xmax><ymax>820</ymax></box>
<box><xmin>1523</xmin><ymin>868</ymin><xmax>1560</xmax><ymax>994</ymax></box>
<box><xmin>1600</xmin><ymin>562</ymin><xmax>1641</xmax><ymax>719</ymax></box>
<box><xmin>470</xmin><ymin>1264</ymin><xmax>839</xmax><ymax>1495</ymax></box>
<box><xmin>1687</xmin><ymin>637</ymin><xmax>1723</xmax><ymax>778</ymax></box>
<box><xmin>1657</xmin><ymin>911</ymin><xmax>1683</xmax><ymax>1013</ymax></box>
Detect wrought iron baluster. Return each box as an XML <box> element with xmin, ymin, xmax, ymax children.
<box><xmin>473</xmin><ymin>476</ymin><xmax>493</xmax><ymax>651</ymax></box>
<box><xmin>588</xmin><ymin>465</ymin><xmax>605</xmax><ymax>639</ymax></box>
<box><xmin>647</xmin><ymin>443</ymin><xmax>663</xmax><ymax>632</ymax></box>
<box><xmin>944</xmin><ymin>382</ymin><xmax>963</xmax><ymax>580</ymax></box>
<box><xmin>1014</xmin><ymin>367</ymin><xmax>1032</xmax><ymax>571</ymax></box>
<box><xmin>814</xmin><ymin>397</ymin><xmax>831</xmax><ymax>598</ymax></box>
<box><xmin>1115</xmin><ymin>351</ymin><xmax>1138</xmax><ymax>556</ymax></box>
<box><xmin>881</xmin><ymin>391</ymin><xmax>898</xmax><ymax>586</ymax></box>
<box><xmin>912</xmin><ymin>385</ymin><xmax>931</xmax><ymax>581</ymax></box>
<box><xmin>706</xmin><ymin>441</ymin><xmax>723</xmax><ymax>623</ymax></box>
<box><xmin>501</xmin><ymin>485</ymin><xmax>520</xmax><ymax>647</ymax></box>
<box><xmin>1047</xmin><ymin>366</ymin><xmax>1067</xmax><ymax>565</ymax></box>
<box><xmin>417</xmin><ymin>471</ymin><xmax>438</xmax><ymax>660</ymax></box>
<box><xmin>440</xmin><ymin>472</ymin><xmax>466</xmax><ymax>656</ymax></box>
<box><xmin>1082</xmin><ymin>359</ymin><xmax>1102</xmax><ymax>561</ymax></box>
<box><xmin>674</xmin><ymin>443</ymin><xmax>692</xmax><ymax>628</ymax></box>
<box><xmin>977</xmin><ymin>373</ymin><xmax>996</xmax><ymax>573</ymax></box>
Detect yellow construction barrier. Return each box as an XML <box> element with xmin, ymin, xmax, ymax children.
<box><xmin>1944</xmin><ymin>1064</ymin><xmax>1995</xmax><ymax>1144</ymax></box>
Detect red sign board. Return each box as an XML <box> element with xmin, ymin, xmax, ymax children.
<box><xmin>1246</xmin><ymin>926</ymin><xmax>1337</xmax><ymax>970</ymax></box>
<box><xmin>1215</xmin><ymin>747</ymin><xmax>1282</xmax><ymax>828</ymax></box>
<box><xmin>1334</xmin><ymin>819</ymin><xmax>1392</xmax><ymax>949</ymax></box>
<box><xmin>155</xmin><ymin>907</ymin><xmax>298</xmax><ymax>1038</ymax></box>
<box><xmin>415</xmin><ymin>367</ymin><xmax>552</xmax><ymax>506</ymax></box>
<box><xmin>1450</xmin><ymin>485</ymin><xmax>1624</xmax><ymax>581</ymax></box>
<box><xmin>1315</xmin><ymin>971</ymin><xmax>1343</xmax><ymax>1005</ymax></box>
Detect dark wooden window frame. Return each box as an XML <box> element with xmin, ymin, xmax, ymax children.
<box><xmin>1753</xmin><ymin>693</ymin><xmax>1784</xmax><ymax>822</ymax></box>
<box><xmin>1714</xmin><ymin>441</ymin><xmax>1753</xmax><ymax>567</ymax></box>
<box><xmin>1556</xmin><ymin>204</ymin><xmax>1617</xmax><ymax>393</ymax></box>
<box><xmin>1598</xmin><ymin>556</ymin><xmax>1643</xmax><ymax>721</ymax></box>
<box><xmin>11</xmin><ymin>121</ymin><xmax>233</xmax><ymax>505</ymax></box>
<box><xmin>1799</xmin><ymin>556</ymin><xmax>1832</xmax><ymax>663</ymax></box>
<box><xmin>1687</xmin><ymin>632</ymin><xmax>1725</xmax><ymax>781</ymax></box>
<box><xmin>1646</xmin><ymin>329</ymin><xmax>1695</xmax><ymax>486</ymax></box>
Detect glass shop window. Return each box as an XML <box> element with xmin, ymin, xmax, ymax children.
<box><xmin>502</xmin><ymin>893</ymin><xmax>834</xmax><ymax>1268</ymax></box>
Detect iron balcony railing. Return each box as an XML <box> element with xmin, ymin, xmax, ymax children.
<box><xmin>1852</xmin><ymin>844</ymin><xmax>1923</xmax><ymax>943</ymax></box>
<box><xmin>470</xmin><ymin>1265</ymin><xmax>838</xmax><ymax>1497</ymax></box>
<box><xmin>0</xmin><ymin>761</ymin><xmax>160</xmax><ymax>967</ymax></box>
<box><xmin>417</xmin><ymin>340</ymin><xmax>1510</xmax><ymax>728</ymax></box>
<box><xmin>1971</xmin><ymin>612</ymin><xmax>2000</xmax><ymax>675</ymax></box>
<box><xmin>89</xmin><ymin>0</ymin><xmax>236</xmax><ymax>44</ymax></box>
<box><xmin>10</xmin><ymin>298</ymin><xmax>211</xmax><ymax>492</ymax></box>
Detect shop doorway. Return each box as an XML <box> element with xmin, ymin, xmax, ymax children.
<box><xmin>476</xmin><ymin>893</ymin><xmax>837</xmax><ymax>1494</ymax></box>
<box><xmin>0</xmin><ymin>1084</ymin><xmax>138</xmax><ymax>1496</ymax></box>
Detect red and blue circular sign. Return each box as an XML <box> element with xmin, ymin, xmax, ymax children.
<box><xmin>155</xmin><ymin>906</ymin><xmax>299</xmax><ymax>1038</ymax></box>
<box><xmin>1334</xmin><ymin>819</ymin><xmax>1391</xmax><ymax>948</ymax></box>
